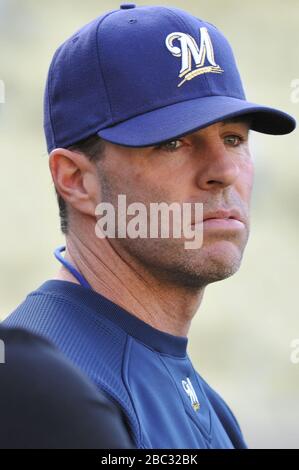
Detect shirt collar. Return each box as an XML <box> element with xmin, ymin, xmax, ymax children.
<box><xmin>39</xmin><ymin>280</ymin><xmax>188</xmax><ymax>358</ymax></box>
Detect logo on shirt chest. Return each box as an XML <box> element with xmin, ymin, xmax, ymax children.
<box><xmin>182</xmin><ymin>377</ymin><xmax>200</xmax><ymax>412</ymax></box>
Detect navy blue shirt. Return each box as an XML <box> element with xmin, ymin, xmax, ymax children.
<box><xmin>3</xmin><ymin>280</ymin><xmax>247</xmax><ymax>449</ymax></box>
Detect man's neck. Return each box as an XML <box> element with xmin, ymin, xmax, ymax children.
<box><xmin>55</xmin><ymin>234</ymin><xmax>205</xmax><ymax>337</ymax></box>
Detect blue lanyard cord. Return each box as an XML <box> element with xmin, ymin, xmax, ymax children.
<box><xmin>54</xmin><ymin>246</ymin><xmax>92</xmax><ymax>290</ymax></box>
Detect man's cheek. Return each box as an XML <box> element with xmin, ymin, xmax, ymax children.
<box><xmin>238</xmin><ymin>163</ymin><xmax>254</xmax><ymax>199</ymax></box>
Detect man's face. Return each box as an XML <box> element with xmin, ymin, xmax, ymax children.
<box><xmin>96</xmin><ymin>118</ymin><xmax>254</xmax><ymax>287</ymax></box>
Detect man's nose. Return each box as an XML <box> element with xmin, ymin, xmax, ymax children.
<box><xmin>195</xmin><ymin>143</ymin><xmax>240</xmax><ymax>191</ymax></box>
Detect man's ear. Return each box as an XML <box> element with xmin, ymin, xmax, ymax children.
<box><xmin>49</xmin><ymin>148</ymin><xmax>99</xmax><ymax>217</ymax></box>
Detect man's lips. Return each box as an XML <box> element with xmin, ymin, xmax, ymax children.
<box><xmin>191</xmin><ymin>209</ymin><xmax>246</xmax><ymax>230</ymax></box>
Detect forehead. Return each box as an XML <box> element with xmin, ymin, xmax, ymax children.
<box><xmin>220</xmin><ymin>116</ymin><xmax>252</xmax><ymax>126</ymax></box>
<box><xmin>104</xmin><ymin>116</ymin><xmax>252</xmax><ymax>154</ymax></box>
<box><xmin>200</xmin><ymin>116</ymin><xmax>252</xmax><ymax>131</ymax></box>
<box><xmin>167</xmin><ymin>116</ymin><xmax>251</xmax><ymax>143</ymax></box>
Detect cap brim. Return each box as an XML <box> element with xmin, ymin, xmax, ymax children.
<box><xmin>98</xmin><ymin>96</ymin><xmax>296</xmax><ymax>147</ymax></box>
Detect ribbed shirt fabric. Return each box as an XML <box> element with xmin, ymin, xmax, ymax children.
<box><xmin>3</xmin><ymin>280</ymin><xmax>247</xmax><ymax>449</ymax></box>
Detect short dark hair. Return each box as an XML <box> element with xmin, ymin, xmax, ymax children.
<box><xmin>55</xmin><ymin>135</ymin><xmax>105</xmax><ymax>234</ymax></box>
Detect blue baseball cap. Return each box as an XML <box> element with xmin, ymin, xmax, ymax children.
<box><xmin>44</xmin><ymin>4</ymin><xmax>296</xmax><ymax>153</ymax></box>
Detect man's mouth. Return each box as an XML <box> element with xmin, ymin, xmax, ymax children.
<box><xmin>192</xmin><ymin>209</ymin><xmax>246</xmax><ymax>230</ymax></box>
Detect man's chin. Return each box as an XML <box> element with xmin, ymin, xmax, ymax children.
<box><xmin>113</xmin><ymin>236</ymin><xmax>246</xmax><ymax>288</ymax></box>
<box><xmin>166</xmin><ymin>240</ymin><xmax>245</xmax><ymax>288</ymax></box>
<box><xmin>194</xmin><ymin>239</ymin><xmax>244</xmax><ymax>276</ymax></box>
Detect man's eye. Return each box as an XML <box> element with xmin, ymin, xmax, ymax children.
<box><xmin>158</xmin><ymin>139</ymin><xmax>182</xmax><ymax>152</ymax></box>
<box><xmin>224</xmin><ymin>135</ymin><xmax>244</xmax><ymax>147</ymax></box>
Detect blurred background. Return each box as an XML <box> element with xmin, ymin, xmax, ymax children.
<box><xmin>0</xmin><ymin>0</ymin><xmax>298</xmax><ymax>448</ymax></box>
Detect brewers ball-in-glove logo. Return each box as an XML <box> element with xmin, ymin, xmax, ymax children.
<box><xmin>165</xmin><ymin>27</ymin><xmax>224</xmax><ymax>87</ymax></box>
